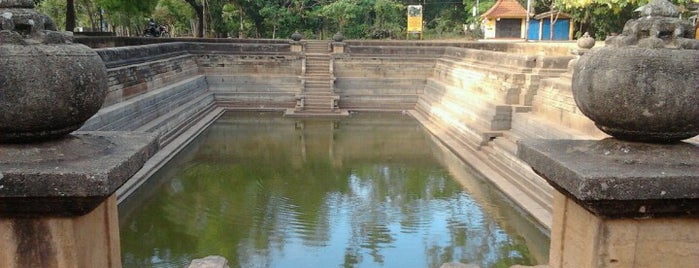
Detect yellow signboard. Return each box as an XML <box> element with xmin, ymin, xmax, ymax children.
<box><xmin>407</xmin><ymin>5</ymin><xmax>423</xmax><ymax>33</ymax></box>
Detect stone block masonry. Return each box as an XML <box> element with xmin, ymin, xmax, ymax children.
<box><xmin>76</xmin><ymin>38</ymin><xmax>623</xmax><ymax>230</ymax></box>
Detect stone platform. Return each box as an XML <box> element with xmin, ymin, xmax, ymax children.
<box><xmin>519</xmin><ymin>138</ymin><xmax>699</xmax><ymax>268</ymax></box>
<box><xmin>518</xmin><ymin>138</ymin><xmax>699</xmax><ymax>218</ymax></box>
<box><xmin>284</xmin><ymin>108</ymin><xmax>350</xmax><ymax>117</ymax></box>
<box><xmin>0</xmin><ymin>131</ymin><xmax>158</xmax><ymax>217</ymax></box>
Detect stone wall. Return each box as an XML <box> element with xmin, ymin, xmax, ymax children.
<box><xmin>81</xmin><ymin>42</ymin><xmax>301</xmax><ymax>147</ymax></box>
<box><xmin>409</xmin><ymin>45</ymin><xmax>586</xmax><ymax>228</ymax></box>
<box><xmin>199</xmin><ymin>53</ymin><xmax>302</xmax><ymax>109</ymax></box>
<box><xmin>81</xmin><ymin>39</ymin><xmax>606</xmax><ymax>229</ymax></box>
<box><xmin>97</xmin><ymin>44</ymin><xmax>199</xmax><ymax>105</ymax></box>
<box><xmin>333</xmin><ymin>49</ymin><xmax>439</xmax><ymax>110</ymax></box>
<box><xmin>75</xmin><ymin>36</ymin><xmax>289</xmax><ymax>49</ymax></box>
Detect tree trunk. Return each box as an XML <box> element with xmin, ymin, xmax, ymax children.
<box><xmin>65</xmin><ymin>0</ymin><xmax>75</xmax><ymax>32</ymax></box>
<box><xmin>81</xmin><ymin>0</ymin><xmax>96</xmax><ymax>31</ymax></box>
<box><xmin>184</xmin><ymin>0</ymin><xmax>204</xmax><ymax>37</ymax></box>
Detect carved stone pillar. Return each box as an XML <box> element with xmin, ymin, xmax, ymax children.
<box><xmin>0</xmin><ymin>1</ymin><xmax>157</xmax><ymax>267</ymax></box>
<box><xmin>519</xmin><ymin>1</ymin><xmax>699</xmax><ymax>267</ymax></box>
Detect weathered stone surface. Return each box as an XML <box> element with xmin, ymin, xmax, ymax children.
<box><xmin>0</xmin><ymin>196</ymin><xmax>123</xmax><ymax>268</ymax></box>
<box><xmin>0</xmin><ymin>0</ymin><xmax>34</xmax><ymax>8</ymax></box>
<box><xmin>518</xmin><ymin>138</ymin><xmax>699</xmax><ymax>218</ymax></box>
<box><xmin>548</xmin><ymin>192</ymin><xmax>699</xmax><ymax>268</ymax></box>
<box><xmin>638</xmin><ymin>0</ymin><xmax>679</xmax><ymax>17</ymax></box>
<box><xmin>0</xmin><ymin>1</ymin><xmax>105</xmax><ymax>142</ymax></box>
<box><xmin>0</xmin><ymin>43</ymin><xmax>108</xmax><ymax>142</ymax></box>
<box><xmin>576</xmin><ymin>0</ymin><xmax>699</xmax><ymax>142</ymax></box>
<box><xmin>188</xmin><ymin>256</ymin><xmax>230</xmax><ymax>268</ymax></box>
<box><xmin>572</xmin><ymin>47</ymin><xmax>699</xmax><ymax>142</ymax></box>
<box><xmin>0</xmin><ymin>7</ymin><xmax>57</xmax><ymax>35</ymax></box>
<box><xmin>576</xmin><ymin>32</ymin><xmax>595</xmax><ymax>49</ymax></box>
<box><xmin>0</xmin><ymin>131</ymin><xmax>158</xmax><ymax>216</ymax></box>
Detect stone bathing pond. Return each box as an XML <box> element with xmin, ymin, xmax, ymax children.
<box><xmin>118</xmin><ymin>112</ymin><xmax>549</xmax><ymax>268</ymax></box>
<box><xmin>3</xmin><ymin>0</ymin><xmax>698</xmax><ymax>267</ymax></box>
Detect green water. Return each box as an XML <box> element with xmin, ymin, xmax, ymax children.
<box><xmin>119</xmin><ymin>112</ymin><xmax>549</xmax><ymax>268</ymax></box>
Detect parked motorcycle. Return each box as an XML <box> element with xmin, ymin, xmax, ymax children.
<box><xmin>143</xmin><ymin>19</ymin><xmax>168</xmax><ymax>37</ymax></box>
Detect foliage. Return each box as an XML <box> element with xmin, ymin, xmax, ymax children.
<box><xmin>37</xmin><ymin>0</ymin><xmax>66</xmax><ymax>29</ymax></box>
<box><xmin>152</xmin><ymin>0</ymin><xmax>194</xmax><ymax>36</ymax></box>
<box><xmin>370</xmin><ymin>0</ymin><xmax>404</xmax><ymax>38</ymax></box>
<box><xmin>555</xmin><ymin>0</ymin><xmax>699</xmax><ymax>39</ymax></box>
<box><xmin>32</xmin><ymin>0</ymin><xmax>699</xmax><ymax>39</ymax></box>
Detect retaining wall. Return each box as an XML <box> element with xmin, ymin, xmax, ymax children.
<box><xmin>79</xmin><ymin>39</ymin><xmax>606</xmax><ymax>229</ymax></box>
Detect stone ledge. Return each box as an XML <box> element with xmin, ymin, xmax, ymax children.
<box><xmin>0</xmin><ymin>131</ymin><xmax>158</xmax><ymax>217</ymax></box>
<box><xmin>518</xmin><ymin>138</ymin><xmax>699</xmax><ymax>218</ymax></box>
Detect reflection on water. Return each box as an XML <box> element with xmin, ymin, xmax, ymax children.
<box><xmin>119</xmin><ymin>112</ymin><xmax>549</xmax><ymax>268</ymax></box>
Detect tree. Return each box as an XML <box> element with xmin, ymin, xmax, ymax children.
<box><xmin>66</xmin><ymin>0</ymin><xmax>75</xmax><ymax>31</ymax></box>
<box><xmin>370</xmin><ymin>0</ymin><xmax>404</xmax><ymax>38</ymax></box>
<box><xmin>153</xmin><ymin>0</ymin><xmax>196</xmax><ymax>36</ymax></box>
<box><xmin>37</xmin><ymin>0</ymin><xmax>66</xmax><ymax>29</ymax></box>
<box><xmin>555</xmin><ymin>0</ymin><xmax>699</xmax><ymax>38</ymax></box>
<box><xmin>181</xmin><ymin>0</ymin><xmax>204</xmax><ymax>37</ymax></box>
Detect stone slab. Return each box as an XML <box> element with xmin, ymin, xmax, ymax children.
<box><xmin>0</xmin><ymin>131</ymin><xmax>158</xmax><ymax>216</ymax></box>
<box><xmin>188</xmin><ymin>255</ymin><xmax>230</xmax><ymax>268</ymax></box>
<box><xmin>518</xmin><ymin>138</ymin><xmax>699</xmax><ymax>218</ymax></box>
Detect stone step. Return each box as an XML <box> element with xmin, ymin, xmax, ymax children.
<box><xmin>300</xmin><ymin>92</ymin><xmax>336</xmax><ymax>96</ymax></box>
<box><xmin>306</xmin><ymin>64</ymin><xmax>328</xmax><ymax>67</ymax></box>
<box><xmin>305</xmin><ymin>44</ymin><xmax>329</xmax><ymax>50</ymax></box>
<box><xmin>305</xmin><ymin>83</ymin><xmax>331</xmax><ymax>86</ymax></box>
<box><xmin>304</xmin><ymin>80</ymin><xmax>331</xmax><ymax>84</ymax></box>
<box><xmin>304</xmin><ymin>101</ymin><xmax>331</xmax><ymax>105</ymax></box>
<box><xmin>305</xmin><ymin>72</ymin><xmax>330</xmax><ymax>76</ymax></box>
<box><xmin>305</xmin><ymin>89</ymin><xmax>331</xmax><ymax>93</ymax></box>
<box><xmin>284</xmin><ymin>108</ymin><xmax>350</xmax><ymax>117</ymax></box>
<box><xmin>305</xmin><ymin>91</ymin><xmax>332</xmax><ymax>94</ymax></box>
<box><xmin>304</xmin><ymin>74</ymin><xmax>330</xmax><ymax>78</ymax></box>
<box><xmin>304</xmin><ymin>95</ymin><xmax>335</xmax><ymax>99</ymax></box>
<box><xmin>303</xmin><ymin>102</ymin><xmax>331</xmax><ymax>105</ymax></box>
<box><xmin>302</xmin><ymin>42</ymin><xmax>332</xmax><ymax>96</ymax></box>
<box><xmin>305</xmin><ymin>80</ymin><xmax>331</xmax><ymax>84</ymax></box>
<box><xmin>305</xmin><ymin>82</ymin><xmax>332</xmax><ymax>86</ymax></box>
<box><xmin>305</xmin><ymin>85</ymin><xmax>331</xmax><ymax>89</ymax></box>
<box><xmin>306</xmin><ymin>69</ymin><xmax>329</xmax><ymax>73</ymax></box>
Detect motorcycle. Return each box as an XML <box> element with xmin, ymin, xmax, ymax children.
<box><xmin>143</xmin><ymin>24</ymin><xmax>168</xmax><ymax>37</ymax></box>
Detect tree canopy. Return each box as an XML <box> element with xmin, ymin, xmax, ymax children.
<box><xmin>34</xmin><ymin>0</ymin><xmax>699</xmax><ymax>39</ymax></box>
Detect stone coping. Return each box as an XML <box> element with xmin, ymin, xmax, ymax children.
<box><xmin>0</xmin><ymin>131</ymin><xmax>158</xmax><ymax>217</ymax></box>
<box><xmin>518</xmin><ymin>138</ymin><xmax>699</xmax><ymax>218</ymax></box>
<box><xmin>75</xmin><ymin>36</ymin><xmax>289</xmax><ymax>48</ymax></box>
<box><xmin>74</xmin><ymin>36</ymin><xmax>576</xmax><ymax>56</ymax></box>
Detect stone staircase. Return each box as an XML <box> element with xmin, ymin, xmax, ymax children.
<box><xmin>286</xmin><ymin>41</ymin><xmax>349</xmax><ymax>117</ymax></box>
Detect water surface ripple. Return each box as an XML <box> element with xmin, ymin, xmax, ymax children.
<box><xmin>119</xmin><ymin>112</ymin><xmax>549</xmax><ymax>268</ymax></box>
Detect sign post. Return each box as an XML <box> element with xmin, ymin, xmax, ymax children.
<box><xmin>407</xmin><ymin>5</ymin><xmax>423</xmax><ymax>40</ymax></box>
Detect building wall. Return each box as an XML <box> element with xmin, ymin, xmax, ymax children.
<box><xmin>482</xmin><ymin>18</ymin><xmax>526</xmax><ymax>39</ymax></box>
<box><xmin>529</xmin><ymin>19</ymin><xmax>572</xmax><ymax>41</ymax></box>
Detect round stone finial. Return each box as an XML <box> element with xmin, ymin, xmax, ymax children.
<box><xmin>333</xmin><ymin>31</ymin><xmax>345</xmax><ymax>42</ymax></box>
<box><xmin>576</xmin><ymin>32</ymin><xmax>595</xmax><ymax>49</ymax></box>
<box><xmin>290</xmin><ymin>31</ymin><xmax>302</xmax><ymax>41</ymax></box>
<box><xmin>0</xmin><ymin>0</ymin><xmax>107</xmax><ymax>143</ymax></box>
<box><xmin>572</xmin><ymin>0</ymin><xmax>699</xmax><ymax>143</ymax></box>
